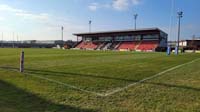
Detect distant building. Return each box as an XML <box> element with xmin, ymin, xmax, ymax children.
<box><xmin>0</xmin><ymin>40</ymin><xmax>76</xmax><ymax>48</ymax></box>
<box><xmin>73</xmin><ymin>28</ymin><xmax>168</xmax><ymax>52</ymax></box>
<box><xmin>179</xmin><ymin>39</ymin><xmax>200</xmax><ymax>50</ymax></box>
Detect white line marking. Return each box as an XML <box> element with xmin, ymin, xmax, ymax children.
<box><xmin>102</xmin><ymin>58</ymin><xmax>200</xmax><ymax>96</ymax></box>
<box><xmin>1</xmin><ymin>58</ymin><xmax>199</xmax><ymax>97</ymax></box>
<box><xmin>24</xmin><ymin>73</ymin><xmax>105</xmax><ymax>97</ymax></box>
<box><xmin>0</xmin><ymin>67</ymin><xmax>105</xmax><ymax>96</ymax></box>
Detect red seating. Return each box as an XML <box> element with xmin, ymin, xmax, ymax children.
<box><xmin>76</xmin><ymin>41</ymin><xmax>98</xmax><ymax>49</ymax></box>
<box><xmin>76</xmin><ymin>41</ymin><xmax>159</xmax><ymax>51</ymax></box>
<box><xmin>137</xmin><ymin>41</ymin><xmax>158</xmax><ymax>51</ymax></box>
<box><xmin>76</xmin><ymin>41</ymin><xmax>85</xmax><ymax>48</ymax></box>
<box><xmin>96</xmin><ymin>42</ymin><xmax>106</xmax><ymax>50</ymax></box>
<box><xmin>118</xmin><ymin>42</ymin><xmax>137</xmax><ymax>50</ymax></box>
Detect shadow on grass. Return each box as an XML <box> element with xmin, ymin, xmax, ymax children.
<box><xmin>147</xmin><ymin>82</ymin><xmax>200</xmax><ymax>92</ymax></box>
<box><xmin>1</xmin><ymin>66</ymin><xmax>200</xmax><ymax>92</ymax></box>
<box><xmin>0</xmin><ymin>66</ymin><xmax>137</xmax><ymax>82</ymax></box>
<box><xmin>0</xmin><ymin>79</ymin><xmax>96</xmax><ymax>112</ymax></box>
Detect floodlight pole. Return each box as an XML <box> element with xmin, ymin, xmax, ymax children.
<box><xmin>176</xmin><ymin>11</ymin><xmax>183</xmax><ymax>55</ymax></box>
<box><xmin>61</xmin><ymin>26</ymin><xmax>64</xmax><ymax>47</ymax></box>
<box><xmin>89</xmin><ymin>20</ymin><xmax>92</xmax><ymax>33</ymax></box>
<box><xmin>134</xmin><ymin>14</ymin><xmax>138</xmax><ymax>30</ymax></box>
<box><xmin>16</xmin><ymin>34</ymin><xmax>19</xmax><ymax>46</ymax></box>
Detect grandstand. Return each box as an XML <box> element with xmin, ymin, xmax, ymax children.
<box><xmin>74</xmin><ymin>28</ymin><xmax>168</xmax><ymax>52</ymax></box>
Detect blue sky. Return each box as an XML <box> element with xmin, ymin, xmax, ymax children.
<box><xmin>0</xmin><ymin>0</ymin><xmax>199</xmax><ymax>41</ymax></box>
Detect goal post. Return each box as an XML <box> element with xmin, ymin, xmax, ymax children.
<box><xmin>167</xmin><ymin>46</ymin><xmax>171</xmax><ymax>55</ymax></box>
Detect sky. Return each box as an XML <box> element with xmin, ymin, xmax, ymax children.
<box><xmin>0</xmin><ymin>0</ymin><xmax>199</xmax><ymax>41</ymax></box>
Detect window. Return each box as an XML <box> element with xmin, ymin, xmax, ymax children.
<box><xmin>99</xmin><ymin>37</ymin><xmax>105</xmax><ymax>41</ymax></box>
<box><xmin>143</xmin><ymin>34</ymin><xmax>159</xmax><ymax>40</ymax></box>
<box><xmin>118</xmin><ymin>36</ymin><xmax>125</xmax><ymax>41</ymax></box>
<box><xmin>85</xmin><ymin>37</ymin><xmax>92</xmax><ymax>41</ymax></box>
<box><xmin>105</xmin><ymin>37</ymin><xmax>112</xmax><ymax>41</ymax></box>
<box><xmin>134</xmin><ymin>35</ymin><xmax>141</xmax><ymax>40</ymax></box>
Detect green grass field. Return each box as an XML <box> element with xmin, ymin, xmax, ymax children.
<box><xmin>0</xmin><ymin>48</ymin><xmax>200</xmax><ymax>112</ymax></box>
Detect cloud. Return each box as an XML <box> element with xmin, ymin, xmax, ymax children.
<box><xmin>0</xmin><ymin>4</ymin><xmax>50</xmax><ymax>22</ymax></box>
<box><xmin>88</xmin><ymin>3</ymin><xmax>99</xmax><ymax>11</ymax></box>
<box><xmin>15</xmin><ymin>12</ymin><xmax>50</xmax><ymax>21</ymax></box>
<box><xmin>0</xmin><ymin>4</ymin><xmax>88</xmax><ymax>40</ymax></box>
<box><xmin>0</xmin><ymin>4</ymin><xmax>25</xmax><ymax>13</ymax></box>
<box><xmin>88</xmin><ymin>2</ymin><xmax>111</xmax><ymax>11</ymax></box>
<box><xmin>112</xmin><ymin>0</ymin><xmax>141</xmax><ymax>10</ymax></box>
<box><xmin>1</xmin><ymin>15</ymin><xmax>86</xmax><ymax>41</ymax></box>
<box><xmin>132</xmin><ymin>0</ymin><xmax>141</xmax><ymax>5</ymax></box>
<box><xmin>0</xmin><ymin>17</ymin><xmax>5</xmax><ymax>21</ymax></box>
<box><xmin>112</xmin><ymin>0</ymin><xmax>129</xmax><ymax>11</ymax></box>
<box><xmin>88</xmin><ymin>0</ymin><xmax>141</xmax><ymax>11</ymax></box>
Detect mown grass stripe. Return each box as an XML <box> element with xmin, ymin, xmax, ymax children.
<box><xmin>0</xmin><ymin>57</ymin><xmax>199</xmax><ymax>97</ymax></box>
<box><xmin>103</xmin><ymin>58</ymin><xmax>200</xmax><ymax>96</ymax></box>
<box><xmin>23</xmin><ymin>72</ymin><xmax>106</xmax><ymax>97</ymax></box>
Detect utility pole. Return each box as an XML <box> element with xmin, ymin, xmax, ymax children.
<box><xmin>17</xmin><ymin>35</ymin><xmax>18</xmax><ymax>42</ymax></box>
<box><xmin>134</xmin><ymin>14</ymin><xmax>138</xmax><ymax>30</ymax></box>
<box><xmin>61</xmin><ymin>26</ymin><xmax>64</xmax><ymax>41</ymax></box>
<box><xmin>13</xmin><ymin>32</ymin><xmax>15</xmax><ymax>48</ymax></box>
<box><xmin>61</xmin><ymin>26</ymin><xmax>64</xmax><ymax>48</ymax></box>
<box><xmin>17</xmin><ymin>34</ymin><xmax>19</xmax><ymax>48</ymax></box>
<box><xmin>89</xmin><ymin>20</ymin><xmax>92</xmax><ymax>33</ymax></box>
<box><xmin>192</xmin><ymin>35</ymin><xmax>196</xmax><ymax>53</ymax></box>
<box><xmin>1</xmin><ymin>32</ymin><xmax>3</xmax><ymax>48</ymax></box>
<box><xmin>176</xmin><ymin>11</ymin><xmax>183</xmax><ymax>55</ymax></box>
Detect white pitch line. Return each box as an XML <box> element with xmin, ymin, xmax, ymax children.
<box><xmin>102</xmin><ymin>58</ymin><xmax>200</xmax><ymax>96</ymax></box>
<box><xmin>24</xmin><ymin>73</ymin><xmax>105</xmax><ymax>97</ymax></box>
<box><xmin>0</xmin><ymin>67</ymin><xmax>105</xmax><ymax>96</ymax></box>
<box><xmin>1</xmin><ymin>58</ymin><xmax>199</xmax><ymax>97</ymax></box>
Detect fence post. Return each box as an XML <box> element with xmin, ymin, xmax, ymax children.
<box><xmin>20</xmin><ymin>50</ymin><xmax>24</xmax><ymax>73</ymax></box>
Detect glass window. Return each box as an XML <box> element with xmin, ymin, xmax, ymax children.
<box><xmin>105</xmin><ymin>37</ymin><xmax>112</xmax><ymax>41</ymax></box>
<box><xmin>116</xmin><ymin>36</ymin><xmax>123</xmax><ymax>41</ymax></box>
<box><xmin>85</xmin><ymin>37</ymin><xmax>92</xmax><ymax>41</ymax></box>
<box><xmin>99</xmin><ymin>37</ymin><xmax>105</xmax><ymax>41</ymax></box>
<box><xmin>134</xmin><ymin>35</ymin><xmax>141</xmax><ymax>40</ymax></box>
<box><xmin>143</xmin><ymin>34</ymin><xmax>159</xmax><ymax>40</ymax></box>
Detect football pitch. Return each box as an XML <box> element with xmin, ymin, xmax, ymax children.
<box><xmin>0</xmin><ymin>48</ymin><xmax>200</xmax><ymax>112</ymax></box>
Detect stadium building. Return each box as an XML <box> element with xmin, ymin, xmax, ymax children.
<box><xmin>74</xmin><ymin>28</ymin><xmax>168</xmax><ymax>52</ymax></box>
